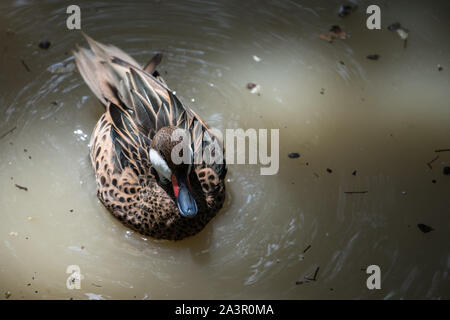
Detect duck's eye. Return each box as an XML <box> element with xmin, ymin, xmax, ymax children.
<box><xmin>149</xmin><ymin>149</ymin><xmax>172</xmax><ymax>181</ymax></box>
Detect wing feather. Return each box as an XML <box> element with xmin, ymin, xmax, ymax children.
<box><xmin>74</xmin><ymin>34</ymin><xmax>226</xmax><ymax>176</ymax></box>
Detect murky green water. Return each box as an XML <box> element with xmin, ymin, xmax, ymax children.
<box><xmin>1</xmin><ymin>0</ymin><xmax>449</xmax><ymax>299</ymax></box>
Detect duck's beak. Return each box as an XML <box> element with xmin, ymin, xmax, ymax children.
<box><xmin>172</xmin><ymin>172</ymin><xmax>198</xmax><ymax>218</ymax></box>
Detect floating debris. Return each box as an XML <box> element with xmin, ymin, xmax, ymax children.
<box><xmin>397</xmin><ymin>28</ymin><xmax>409</xmax><ymax>40</ymax></box>
<box><xmin>319</xmin><ymin>25</ymin><xmax>348</xmax><ymax>43</ymax></box>
<box><xmin>444</xmin><ymin>167</ymin><xmax>450</xmax><ymax>175</ymax></box>
<box><xmin>417</xmin><ymin>223</ymin><xmax>434</xmax><ymax>233</ymax></box>
<box><xmin>438</xmin><ymin>64</ymin><xmax>443</xmax><ymax>72</ymax></box>
<box><xmin>5</xmin><ymin>291</ymin><xmax>11</xmax><ymax>299</ymax></box>
<box><xmin>352</xmin><ymin>170</ymin><xmax>357</xmax><ymax>176</ymax></box>
<box><xmin>338</xmin><ymin>4</ymin><xmax>357</xmax><ymax>17</ymax></box>
<box><xmin>303</xmin><ymin>245</ymin><xmax>311</xmax><ymax>253</ymax></box>
<box><xmin>387</xmin><ymin>22</ymin><xmax>401</xmax><ymax>31</ymax></box>
<box><xmin>38</xmin><ymin>40</ymin><xmax>51</xmax><ymax>49</ymax></box>
<box><xmin>432</xmin><ymin>179</ymin><xmax>437</xmax><ymax>184</ymax></box>
<box><xmin>320</xmin><ymin>88</ymin><xmax>325</xmax><ymax>95</ymax></box>
<box><xmin>387</xmin><ymin>23</ymin><xmax>408</xmax><ymax>48</ymax></box>
<box><xmin>435</xmin><ymin>148</ymin><xmax>450</xmax><ymax>153</ymax></box>
<box><xmin>344</xmin><ymin>191</ymin><xmax>368</xmax><ymax>194</ymax></box>
<box><xmin>9</xmin><ymin>232</ymin><xmax>18</xmax><ymax>237</ymax></box>
<box><xmin>326</xmin><ymin>168</ymin><xmax>333</xmax><ymax>173</ymax></box>
<box><xmin>366</xmin><ymin>54</ymin><xmax>380</xmax><ymax>61</ymax></box>
<box><xmin>21</xmin><ymin>59</ymin><xmax>31</xmax><ymax>72</ymax></box>
<box><xmin>15</xmin><ymin>184</ymin><xmax>28</xmax><ymax>191</ymax></box>
<box><xmin>0</xmin><ymin>126</ymin><xmax>17</xmax><ymax>140</ymax></box>
<box><xmin>246</xmin><ymin>82</ymin><xmax>261</xmax><ymax>95</ymax></box>
<box><xmin>27</xmin><ymin>217</ymin><xmax>33</xmax><ymax>221</ymax></box>
<box><xmin>288</xmin><ymin>152</ymin><xmax>300</xmax><ymax>159</ymax></box>
<box><xmin>305</xmin><ymin>267</ymin><xmax>320</xmax><ymax>282</ymax></box>
<box><xmin>426</xmin><ymin>155</ymin><xmax>439</xmax><ymax>169</ymax></box>
<box><xmin>401</xmin><ymin>191</ymin><xmax>407</xmax><ymax>195</ymax></box>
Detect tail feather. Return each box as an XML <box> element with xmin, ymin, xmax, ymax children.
<box><xmin>81</xmin><ymin>32</ymin><xmax>140</xmax><ymax>69</ymax></box>
<box><xmin>73</xmin><ymin>33</ymin><xmax>142</xmax><ymax>107</ymax></box>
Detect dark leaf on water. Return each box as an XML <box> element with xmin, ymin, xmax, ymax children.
<box><xmin>288</xmin><ymin>153</ymin><xmax>300</xmax><ymax>159</ymax></box>
<box><xmin>417</xmin><ymin>223</ymin><xmax>434</xmax><ymax>233</ymax></box>
<box><xmin>338</xmin><ymin>4</ymin><xmax>357</xmax><ymax>17</ymax></box>
<box><xmin>38</xmin><ymin>40</ymin><xmax>51</xmax><ymax>49</ymax></box>
<box><xmin>367</xmin><ymin>54</ymin><xmax>380</xmax><ymax>61</ymax></box>
<box><xmin>443</xmin><ymin>167</ymin><xmax>450</xmax><ymax>175</ymax></box>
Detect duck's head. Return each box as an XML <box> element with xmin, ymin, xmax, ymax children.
<box><xmin>149</xmin><ymin>126</ymin><xmax>198</xmax><ymax>218</ymax></box>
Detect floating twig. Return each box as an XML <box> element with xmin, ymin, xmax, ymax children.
<box><xmin>14</xmin><ymin>184</ymin><xmax>28</xmax><ymax>191</ymax></box>
<box><xmin>435</xmin><ymin>149</ymin><xmax>450</xmax><ymax>153</ymax></box>
<box><xmin>344</xmin><ymin>191</ymin><xmax>368</xmax><ymax>194</ymax></box>
<box><xmin>367</xmin><ymin>54</ymin><xmax>380</xmax><ymax>61</ymax></box>
<box><xmin>21</xmin><ymin>59</ymin><xmax>31</xmax><ymax>72</ymax></box>
<box><xmin>426</xmin><ymin>155</ymin><xmax>439</xmax><ymax>169</ymax></box>
<box><xmin>38</xmin><ymin>40</ymin><xmax>51</xmax><ymax>50</ymax></box>
<box><xmin>303</xmin><ymin>245</ymin><xmax>311</xmax><ymax>254</ymax></box>
<box><xmin>305</xmin><ymin>267</ymin><xmax>320</xmax><ymax>281</ymax></box>
<box><xmin>417</xmin><ymin>224</ymin><xmax>434</xmax><ymax>233</ymax></box>
<box><xmin>0</xmin><ymin>126</ymin><xmax>17</xmax><ymax>140</ymax></box>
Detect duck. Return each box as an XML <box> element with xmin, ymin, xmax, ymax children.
<box><xmin>73</xmin><ymin>34</ymin><xmax>227</xmax><ymax>240</ymax></box>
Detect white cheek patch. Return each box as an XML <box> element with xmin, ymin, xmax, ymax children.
<box><xmin>149</xmin><ymin>149</ymin><xmax>172</xmax><ymax>181</ymax></box>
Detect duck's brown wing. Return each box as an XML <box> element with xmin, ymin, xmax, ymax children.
<box><xmin>74</xmin><ymin>34</ymin><xmax>226</xmax><ymax>177</ymax></box>
<box><xmin>106</xmin><ymin>102</ymin><xmax>153</xmax><ymax>176</ymax></box>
